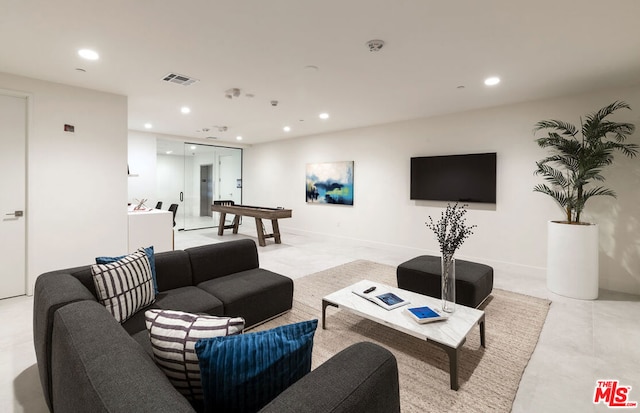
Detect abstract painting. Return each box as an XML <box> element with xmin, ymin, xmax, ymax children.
<box><xmin>306</xmin><ymin>161</ymin><xmax>354</xmax><ymax>205</ymax></box>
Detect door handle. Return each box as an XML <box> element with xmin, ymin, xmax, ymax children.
<box><xmin>180</xmin><ymin>192</ymin><xmax>184</xmax><ymax>202</ymax></box>
<box><xmin>5</xmin><ymin>210</ymin><xmax>24</xmax><ymax>217</ymax></box>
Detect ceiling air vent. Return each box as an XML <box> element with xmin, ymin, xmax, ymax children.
<box><xmin>162</xmin><ymin>73</ymin><xmax>199</xmax><ymax>86</ymax></box>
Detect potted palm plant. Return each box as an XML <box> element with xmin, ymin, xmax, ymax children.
<box><xmin>533</xmin><ymin>101</ymin><xmax>637</xmax><ymax>299</ymax></box>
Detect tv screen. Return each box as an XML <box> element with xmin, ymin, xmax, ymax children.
<box><xmin>410</xmin><ymin>153</ymin><xmax>496</xmax><ymax>203</ymax></box>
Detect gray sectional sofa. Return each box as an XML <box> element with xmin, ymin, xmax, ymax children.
<box><xmin>33</xmin><ymin>239</ymin><xmax>400</xmax><ymax>413</ymax></box>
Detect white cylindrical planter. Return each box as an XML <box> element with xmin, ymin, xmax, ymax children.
<box><xmin>547</xmin><ymin>221</ymin><xmax>599</xmax><ymax>299</ymax></box>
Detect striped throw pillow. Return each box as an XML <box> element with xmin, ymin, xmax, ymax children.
<box><xmin>91</xmin><ymin>249</ymin><xmax>155</xmax><ymax>323</ymax></box>
<box><xmin>95</xmin><ymin>245</ymin><xmax>158</xmax><ymax>294</ymax></box>
<box><xmin>145</xmin><ymin>309</ymin><xmax>245</xmax><ymax>401</ymax></box>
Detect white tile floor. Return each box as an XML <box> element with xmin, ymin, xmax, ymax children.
<box><xmin>2</xmin><ymin>226</ymin><xmax>639</xmax><ymax>412</ymax></box>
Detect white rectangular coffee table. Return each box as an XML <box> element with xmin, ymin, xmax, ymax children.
<box><xmin>322</xmin><ymin>279</ymin><xmax>485</xmax><ymax>390</ymax></box>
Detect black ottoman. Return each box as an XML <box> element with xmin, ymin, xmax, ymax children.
<box><xmin>396</xmin><ymin>255</ymin><xmax>493</xmax><ymax>308</ymax></box>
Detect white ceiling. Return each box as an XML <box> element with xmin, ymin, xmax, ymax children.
<box><xmin>2</xmin><ymin>0</ymin><xmax>640</xmax><ymax>145</ymax></box>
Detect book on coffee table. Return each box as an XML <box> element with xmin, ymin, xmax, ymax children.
<box><xmin>352</xmin><ymin>286</ymin><xmax>410</xmax><ymax>310</ymax></box>
<box><xmin>404</xmin><ymin>305</ymin><xmax>449</xmax><ymax>324</ymax></box>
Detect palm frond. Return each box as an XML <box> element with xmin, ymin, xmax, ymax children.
<box><xmin>590</xmin><ymin>120</ymin><xmax>636</xmax><ymax>143</ymax></box>
<box><xmin>582</xmin><ymin>186</ymin><xmax>616</xmax><ymax>199</ymax></box>
<box><xmin>534</xmin><ymin>163</ymin><xmax>568</xmax><ymax>186</ymax></box>
<box><xmin>533</xmin><ymin>184</ymin><xmax>570</xmax><ymax>207</ymax></box>
<box><xmin>605</xmin><ymin>141</ymin><xmax>639</xmax><ymax>158</ymax></box>
<box><xmin>582</xmin><ymin>101</ymin><xmax>632</xmax><ymax>140</ymax></box>
<box><xmin>533</xmin><ymin>120</ymin><xmax>578</xmax><ymax>137</ymax></box>
<box><xmin>537</xmin><ymin>154</ymin><xmax>580</xmax><ymax>171</ymax></box>
<box><xmin>583</xmin><ymin>101</ymin><xmax>630</xmax><ymax>127</ymax></box>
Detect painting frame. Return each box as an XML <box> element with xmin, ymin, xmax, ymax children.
<box><xmin>305</xmin><ymin>161</ymin><xmax>354</xmax><ymax>205</ymax></box>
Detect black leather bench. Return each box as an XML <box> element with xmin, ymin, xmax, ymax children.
<box><xmin>396</xmin><ymin>255</ymin><xmax>493</xmax><ymax>308</ymax></box>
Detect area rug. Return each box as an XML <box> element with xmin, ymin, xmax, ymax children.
<box><xmin>254</xmin><ymin>260</ymin><xmax>551</xmax><ymax>413</ymax></box>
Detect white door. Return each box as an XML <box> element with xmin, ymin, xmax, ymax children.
<box><xmin>219</xmin><ymin>153</ymin><xmax>242</xmax><ymax>204</ymax></box>
<box><xmin>0</xmin><ymin>93</ymin><xmax>27</xmax><ymax>299</ymax></box>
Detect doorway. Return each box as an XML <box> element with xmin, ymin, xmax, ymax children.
<box><xmin>200</xmin><ymin>164</ymin><xmax>213</xmax><ymax>217</ymax></box>
<box><xmin>156</xmin><ymin>139</ymin><xmax>242</xmax><ymax>231</ymax></box>
<box><xmin>0</xmin><ymin>92</ymin><xmax>27</xmax><ymax>299</ymax></box>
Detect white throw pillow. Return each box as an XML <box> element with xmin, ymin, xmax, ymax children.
<box><xmin>144</xmin><ymin>309</ymin><xmax>245</xmax><ymax>401</ymax></box>
<box><xmin>91</xmin><ymin>249</ymin><xmax>155</xmax><ymax>323</ymax></box>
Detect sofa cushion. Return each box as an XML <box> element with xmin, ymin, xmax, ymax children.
<box><xmin>91</xmin><ymin>250</ymin><xmax>156</xmax><ymax>323</ymax></box>
<box><xmin>96</xmin><ymin>245</ymin><xmax>158</xmax><ymax>294</ymax></box>
<box><xmin>122</xmin><ymin>287</ymin><xmax>226</xmax><ymax>337</ymax></box>
<box><xmin>154</xmin><ymin>286</ymin><xmax>224</xmax><ymax>315</ymax></box>
<box><xmin>154</xmin><ymin>250</ymin><xmax>194</xmax><ymax>291</ymax></box>
<box><xmin>198</xmin><ymin>268</ymin><xmax>293</xmax><ymax>328</ymax></box>
<box><xmin>196</xmin><ymin>319</ymin><xmax>317</xmax><ymax>413</ymax></box>
<box><xmin>131</xmin><ymin>329</ymin><xmax>154</xmax><ymax>357</ymax></box>
<box><xmin>145</xmin><ymin>309</ymin><xmax>245</xmax><ymax>402</ymax></box>
<box><xmin>186</xmin><ymin>239</ymin><xmax>259</xmax><ymax>285</ymax></box>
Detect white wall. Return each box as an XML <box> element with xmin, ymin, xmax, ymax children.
<box><xmin>128</xmin><ymin>130</ymin><xmax>157</xmax><ymax>205</ymax></box>
<box><xmin>244</xmin><ymin>85</ymin><xmax>640</xmax><ymax>295</ymax></box>
<box><xmin>0</xmin><ymin>72</ymin><xmax>128</xmax><ymax>292</ymax></box>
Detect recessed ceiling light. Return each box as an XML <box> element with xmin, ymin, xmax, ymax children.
<box><xmin>283</xmin><ymin>126</ymin><xmax>291</xmax><ymax>132</ymax></box>
<box><xmin>78</xmin><ymin>49</ymin><xmax>99</xmax><ymax>60</ymax></box>
<box><xmin>190</xmin><ymin>145</ymin><xmax>196</xmax><ymax>150</ymax></box>
<box><xmin>144</xmin><ymin>123</ymin><xmax>152</xmax><ymax>129</ymax></box>
<box><xmin>484</xmin><ymin>76</ymin><xmax>500</xmax><ymax>86</ymax></box>
<box><xmin>236</xmin><ymin>136</ymin><xmax>243</xmax><ymax>141</ymax></box>
<box><xmin>319</xmin><ymin>113</ymin><xmax>329</xmax><ymax>120</ymax></box>
<box><xmin>181</xmin><ymin>106</ymin><xmax>191</xmax><ymax>114</ymax></box>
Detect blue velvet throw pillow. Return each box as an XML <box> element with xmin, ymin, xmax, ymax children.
<box><xmin>195</xmin><ymin>319</ymin><xmax>318</xmax><ymax>413</ymax></box>
<box><xmin>96</xmin><ymin>245</ymin><xmax>158</xmax><ymax>294</ymax></box>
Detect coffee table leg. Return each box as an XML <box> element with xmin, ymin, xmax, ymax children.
<box><xmin>322</xmin><ymin>299</ymin><xmax>337</xmax><ymax>330</ymax></box>
<box><xmin>445</xmin><ymin>346</ymin><xmax>459</xmax><ymax>390</ymax></box>
<box><xmin>479</xmin><ymin>314</ymin><xmax>486</xmax><ymax>348</ymax></box>
<box><xmin>429</xmin><ymin>340</ymin><xmax>460</xmax><ymax>390</ymax></box>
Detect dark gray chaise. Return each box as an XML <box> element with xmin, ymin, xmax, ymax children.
<box><xmin>34</xmin><ymin>239</ymin><xmax>400</xmax><ymax>413</ymax></box>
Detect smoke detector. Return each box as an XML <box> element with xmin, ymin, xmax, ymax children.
<box><xmin>366</xmin><ymin>39</ymin><xmax>385</xmax><ymax>52</ymax></box>
<box><xmin>225</xmin><ymin>88</ymin><xmax>241</xmax><ymax>99</ymax></box>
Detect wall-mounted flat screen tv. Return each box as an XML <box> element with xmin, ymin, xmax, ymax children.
<box><xmin>410</xmin><ymin>152</ymin><xmax>496</xmax><ymax>203</ymax></box>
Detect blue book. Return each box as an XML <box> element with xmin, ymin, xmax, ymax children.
<box><xmin>405</xmin><ymin>305</ymin><xmax>448</xmax><ymax>324</ymax></box>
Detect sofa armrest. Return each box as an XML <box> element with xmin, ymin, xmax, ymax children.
<box><xmin>259</xmin><ymin>342</ymin><xmax>400</xmax><ymax>413</ymax></box>
<box><xmin>33</xmin><ymin>271</ymin><xmax>97</xmax><ymax>411</ymax></box>
<box><xmin>51</xmin><ymin>300</ymin><xmax>195</xmax><ymax>413</ymax></box>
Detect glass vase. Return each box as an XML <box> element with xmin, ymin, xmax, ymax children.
<box><xmin>441</xmin><ymin>256</ymin><xmax>456</xmax><ymax>313</ymax></box>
